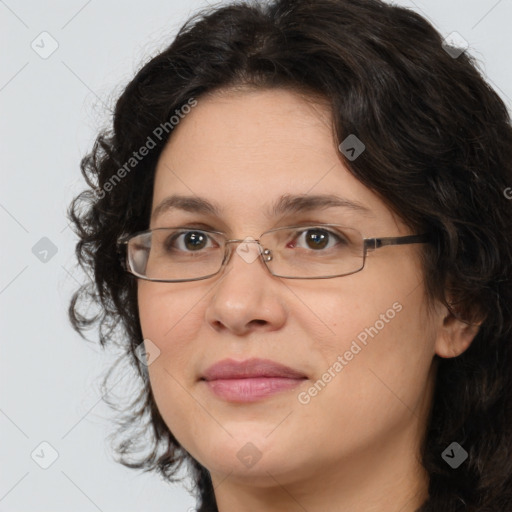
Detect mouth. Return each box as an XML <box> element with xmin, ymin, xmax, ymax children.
<box><xmin>200</xmin><ymin>358</ymin><xmax>308</xmax><ymax>403</ymax></box>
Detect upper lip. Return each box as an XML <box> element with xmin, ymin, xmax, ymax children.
<box><xmin>201</xmin><ymin>358</ymin><xmax>307</xmax><ymax>381</ymax></box>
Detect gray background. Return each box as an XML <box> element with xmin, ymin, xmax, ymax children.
<box><xmin>1</xmin><ymin>1</ymin><xmax>511</xmax><ymax>511</ymax></box>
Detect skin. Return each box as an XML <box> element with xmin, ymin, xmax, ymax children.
<box><xmin>137</xmin><ymin>87</ymin><xmax>479</xmax><ymax>512</ymax></box>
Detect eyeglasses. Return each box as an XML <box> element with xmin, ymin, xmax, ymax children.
<box><xmin>116</xmin><ymin>224</ymin><xmax>431</xmax><ymax>282</ymax></box>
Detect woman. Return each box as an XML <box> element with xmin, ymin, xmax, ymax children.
<box><xmin>68</xmin><ymin>0</ymin><xmax>512</xmax><ymax>510</ymax></box>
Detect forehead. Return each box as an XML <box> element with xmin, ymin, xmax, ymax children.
<box><xmin>151</xmin><ymin>88</ymin><xmax>399</xmax><ymax>230</ymax></box>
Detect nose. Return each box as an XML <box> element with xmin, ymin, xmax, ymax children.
<box><xmin>204</xmin><ymin>239</ymin><xmax>287</xmax><ymax>336</ymax></box>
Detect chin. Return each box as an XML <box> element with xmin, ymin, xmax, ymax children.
<box><xmin>192</xmin><ymin>433</ymin><xmax>310</xmax><ymax>484</ymax></box>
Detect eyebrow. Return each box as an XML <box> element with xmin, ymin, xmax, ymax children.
<box><xmin>151</xmin><ymin>193</ymin><xmax>373</xmax><ymax>222</ymax></box>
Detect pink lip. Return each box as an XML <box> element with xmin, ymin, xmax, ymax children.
<box><xmin>201</xmin><ymin>358</ymin><xmax>307</xmax><ymax>403</ymax></box>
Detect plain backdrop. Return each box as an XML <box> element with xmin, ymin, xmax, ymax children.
<box><xmin>1</xmin><ymin>1</ymin><xmax>511</xmax><ymax>511</ymax></box>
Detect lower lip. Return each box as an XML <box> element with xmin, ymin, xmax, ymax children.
<box><xmin>203</xmin><ymin>377</ymin><xmax>306</xmax><ymax>402</ymax></box>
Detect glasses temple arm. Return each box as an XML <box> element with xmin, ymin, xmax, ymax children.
<box><xmin>365</xmin><ymin>233</ymin><xmax>431</xmax><ymax>252</ymax></box>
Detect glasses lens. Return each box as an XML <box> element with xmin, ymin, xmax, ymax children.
<box><xmin>126</xmin><ymin>228</ymin><xmax>225</xmax><ymax>281</ymax></box>
<box><xmin>261</xmin><ymin>225</ymin><xmax>365</xmax><ymax>278</ymax></box>
<box><xmin>124</xmin><ymin>225</ymin><xmax>366</xmax><ymax>281</ymax></box>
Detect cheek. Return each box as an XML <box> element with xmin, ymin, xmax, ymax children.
<box><xmin>291</xmin><ymin>263</ymin><xmax>431</xmax><ymax>360</ymax></box>
<box><xmin>138</xmin><ymin>281</ymin><xmax>203</xmax><ymax>344</ymax></box>
<box><xmin>137</xmin><ymin>283</ymin><xmax>205</xmax><ymax>418</ymax></box>
<box><xmin>293</xmin><ymin>269</ymin><xmax>436</xmax><ymax>449</ymax></box>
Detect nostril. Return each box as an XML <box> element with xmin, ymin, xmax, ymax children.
<box><xmin>250</xmin><ymin>319</ymin><xmax>267</xmax><ymax>327</ymax></box>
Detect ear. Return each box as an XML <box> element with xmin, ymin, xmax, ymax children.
<box><xmin>434</xmin><ymin>303</ymin><xmax>483</xmax><ymax>358</ymax></box>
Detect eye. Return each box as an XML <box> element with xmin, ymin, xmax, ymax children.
<box><xmin>165</xmin><ymin>230</ymin><xmax>216</xmax><ymax>252</ymax></box>
<box><xmin>290</xmin><ymin>227</ymin><xmax>347</xmax><ymax>251</ymax></box>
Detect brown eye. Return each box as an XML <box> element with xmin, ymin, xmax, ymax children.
<box><xmin>304</xmin><ymin>229</ymin><xmax>330</xmax><ymax>250</ymax></box>
<box><xmin>166</xmin><ymin>231</ymin><xmax>212</xmax><ymax>252</ymax></box>
<box><xmin>183</xmin><ymin>231</ymin><xmax>208</xmax><ymax>251</ymax></box>
<box><xmin>292</xmin><ymin>228</ymin><xmax>346</xmax><ymax>251</ymax></box>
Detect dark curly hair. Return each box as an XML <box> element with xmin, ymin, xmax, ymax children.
<box><xmin>68</xmin><ymin>0</ymin><xmax>512</xmax><ymax>510</ymax></box>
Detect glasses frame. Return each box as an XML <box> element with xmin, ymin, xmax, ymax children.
<box><xmin>116</xmin><ymin>224</ymin><xmax>431</xmax><ymax>283</ymax></box>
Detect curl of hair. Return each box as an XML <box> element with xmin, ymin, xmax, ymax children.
<box><xmin>68</xmin><ymin>1</ymin><xmax>512</xmax><ymax>510</ymax></box>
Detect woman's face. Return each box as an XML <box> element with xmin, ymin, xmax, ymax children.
<box><xmin>138</xmin><ymin>88</ymin><xmax>444</xmax><ymax>494</ymax></box>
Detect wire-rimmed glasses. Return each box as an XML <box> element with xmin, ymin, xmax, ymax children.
<box><xmin>116</xmin><ymin>224</ymin><xmax>431</xmax><ymax>282</ymax></box>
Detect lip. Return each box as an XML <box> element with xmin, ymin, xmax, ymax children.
<box><xmin>201</xmin><ymin>358</ymin><xmax>307</xmax><ymax>403</ymax></box>
<box><xmin>202</xmin><ymin>357</ymin><xmax>307</xmax><ymax>380</ymax></box>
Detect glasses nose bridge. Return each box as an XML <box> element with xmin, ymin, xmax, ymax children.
<box><xmin>222</xmin><ymin>237</ymin><xmax>273</xmax><ymax>268</ymax></box>
<box><xmin>225</xmin><ymin>238</ymin><xmax>260</xmax><ymax>245</ymax></box>
<box><xmin>224</xmin><ymin>237</ymin><xmax>262</xmax><ymax>256</ymax></box>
